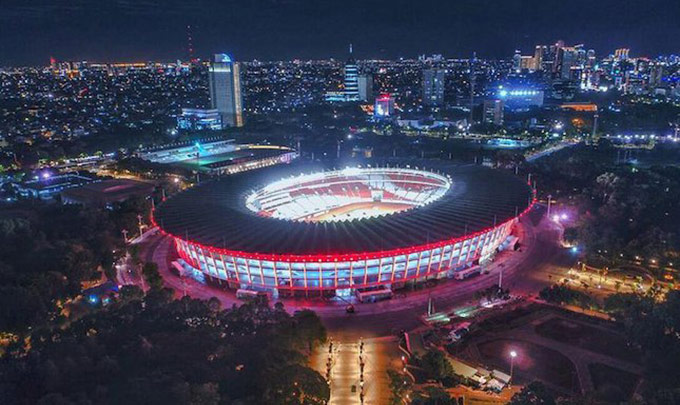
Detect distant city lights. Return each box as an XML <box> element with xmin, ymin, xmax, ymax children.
<box><xmin>499</xmin><ymin>89</ymin><xmax>541</xmax><ymax>97</ymax></box>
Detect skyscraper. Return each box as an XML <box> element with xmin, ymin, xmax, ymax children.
<box><xmin>357</xmin><ymin>74</ymin><xmax>373</xmax><ymax>102</ymax></box>
<box><xmin>614</xmin><ymin>48</ymin><xmax>630</xmax><ymax>61</ymax></box>
<box><xmin>209</xmin><ymin>54</ymin><xmax>244</xmax><ymax>128</ymax></box>
<box><xmin>533</xmin><ymin>46</ymin><xmax>547</xmax><ymax>71</ymax></box>
<box><xmin>422</xmin><ymin>69</ymin><xmax>446</xmax><ymax>106</ymax></box>
<box><xmin>344</xmin><ymin>44</ymin><xmax>360</xmax><ymax>102</ymax></box>
<box><xmin>555</xmin><ymin>46</ymin><xmax>578</xmax><ymax>80</ymax></box>
<box><xmin>512</xmin><ymin>50</ymin><xmax>522</xmax><ymax>72</ymax></box>
<box><xmin>483</xmin><ymin>99</ymin><xmax>504</xmax><ymax>126</ymax></box>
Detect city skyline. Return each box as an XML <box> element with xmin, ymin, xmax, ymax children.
<box><xmin>2</xmin><ymin>0</ymin><xmax>680</xmax><ymax>66</ymax></box>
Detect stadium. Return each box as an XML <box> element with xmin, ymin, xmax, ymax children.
<box><xmin>152</xmin><ymin>160</ymin><xmax>535</xmax><ymax>299</ymax></box>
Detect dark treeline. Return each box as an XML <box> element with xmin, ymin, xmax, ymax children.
<box><xmin>0</xmin><ymin>289</ymin><xmax>329</xmax><ymax>404</ymax></box>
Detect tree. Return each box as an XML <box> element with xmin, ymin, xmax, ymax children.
<box><xmin>563</xmin><ymin>227</ymin><xmax>579</xmax><ymax>245</ymax></box>
<box><xmin>263</xmin><ymin>364</ymin><xmax>330</xmax><ymax>404</ymax></box>
<box><xmin>420</xmin><ymin>350</ymin><xmax>454</xmax><ymax>382</ymax></box>
<box><xmin>509</xmin><ymin>381</ymin><xmax>556</xmax><ymax>405</ymax></box>
<box><xmin>142</xmin><ymin>262</ymin><xmax>164</xmax><ymax>290</ymax></box>
<box><xmin>388</xmin><ymin>368</ymin><xmax>412</xmax><ymax>405</ymax></box>
<box><xmin>292</xmin><ymin>309</ymin><xmax>327</xmax><ymax>353</ymax></box>
<box><xmin>411</xmin><ymin>386</ymin><xmax>456</xmax><ymax>405</ymax></box>
<box><xmin>0</xmin><ymin>294</ymin><xmax>327</xmax><ymax>404</ymax></box>
<box><xmin>119</xmin><ymin>285</ymin><xmax>145</xmax><ymax>302</ymax></box>
<box><xmin>539</xmin><ymin>285</ymin><xmax>595</xmax><ymax>309</ymax></box>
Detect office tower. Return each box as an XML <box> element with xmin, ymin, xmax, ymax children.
<box><xmin>614</xmin><ymin>48</ymin><xmax>630</xmax><ymax>61</ymax></box>
<box><xmin>483</xmin><ymin>99</ymin><xmax>504</xmax><ymax>125</ymax></box>
<box><xmin>649</xmin><ymin>63</ymin><xmax>665</xmax><ymax>88</ymax></box>
<box><xmin>344</xmin><ymin>44</ymin><xmax>360</xmax><ymax>101</ymax></box>
<box><xmin>520</xmin><ymin>56</ymin><xmax>534</xmax><ymax>71</ymax></box>
<box><xmin>422</xmin><ymin>68</ymin><xmax>446</xmax><ymax>106</ymax></box>
<box><xmin>208</xmin><ymin>54</ymin><xmax>244</xmax><ymax>128</ymax></box>
<box><xmin>533</xmin><ymin>46</ymin><xmax>547</xmax><ymax>71</ymax></box>
<box><xmin>512</xmin><ymin>50</ymin><xmax>522</xmax><ymax>72</ymax></box>
<box><xmin>374</xmin><ymin>94</ymin><xmax>395</xmax><ymax>118</ymax></box>
<box><xmin>555</xmin><ymin>46</ymin><xmax>577</xmax><ymax>80</ymax></box>
<box><xmin>357</xmin><ymin>74</ymin><xmax>373</xmax><ymax>102</ymax></box>
<box><xmin>586</xmin><ymin>49</ymin><xmax>596</xmax><ymax>68</ymax></box>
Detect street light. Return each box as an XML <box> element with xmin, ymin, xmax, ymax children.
<box><xmin>509</xmin><ymin>350</ymin><xmax>517</xmax><ymax>385</ymax></box>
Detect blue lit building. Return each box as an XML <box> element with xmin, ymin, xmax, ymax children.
<box><xmin>344</xmin><ymin>44</ymin><xmax>360</xmax><ymax>101</ymax></box>
<box><xmin>209</xmin><ymin>54</ymin><xmax>244</xmax><ymax>128</ymax></box>
<box><xmin>374</xmin><ymin>94</ymin><xmax>395</xmax><ymax>118</ymax></box>
<box><xmin>422</xmin><ymin>69</ymin><xmax>446</xmax><ymax>106</ymax></box>
<box><xmin>497</xmin><ymin>88</ymin><xmax>544</xmax><ymax>111</ymax></box>
<box><xmin>15</xmin><ymin>172</ymin><xmax>97</xmax><ymax>200</ymax></box>
<box><xmin>177</xmin><ymin>108</ymin><xmax>223</xmax><ymax>131</ymax></box>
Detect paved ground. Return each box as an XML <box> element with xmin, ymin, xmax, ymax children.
<box><xmin>459</xmin><ymin>307</ymin><xmax>643</xmax><ymax>396</ymax></box>
<box><xmin>136</xmin><ymin>204</ymin><xmax>573</xmax><ymax>341</ymax></box>
<box><xmin>310</xmin><ymin>337</ymin><xmax>403</xmax><ymax>405</ymax></box>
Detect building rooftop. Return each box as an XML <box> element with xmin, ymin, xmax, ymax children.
<box><xmin>61</xmin><ymin>178</ymin><xmax>155</xmax><ymax>206</ymax></box>
<box><xmin>153</xmin><ymin>159</ymin><xmax>533</xmax><ymax>257</ymax></box>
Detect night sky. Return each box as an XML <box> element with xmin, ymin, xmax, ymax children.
<box><xmin>1</xmin><ymin>0</ymin><xmax>679</xmax><ymax>66</ymax></box>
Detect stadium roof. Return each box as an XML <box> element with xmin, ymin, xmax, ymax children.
<box><xmin>153</xmin><ymin>159</ymin><xmax>533</xmax><ymax>257</ymax></box>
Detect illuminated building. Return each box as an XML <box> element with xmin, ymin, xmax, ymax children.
<box><xmin>497</xmin><ymin>88</ymin><xmax>544</xmax><ymax>111</ymax></box>
<box><xmin>138</xmin><ymin>139</ymin><xmax>297</xmax><ymax>176</ymax></box>
<box><xmin>358</xmin><ymin>74</ymin><xmax>373</xmax><ymax>102</ymax></box>
<box><xmin>153</xmin><ymin>160</ymin><xmax>534</xmax><ymax>297</ymax></box>
<box><xmin>209</xmin><ymin>54</ymin><xmax>244</xmax><ymax>128</ymax></box>
<box><xmin>15</xmin><ymin>172</ymin><xmax>96</xmax><ymax>200</ymax></box>
<box><xmin>422</xmin><ymin>69</ymin><xmax>446</xmax><ymax>105</ymax></box>
<box><xmin>177</xmin><ymin>108</ymin><xmax>223</xmax><ymax>131</ymax></box>
<box><xmin>483</xmin><ymin>99</ymin><xmax>504</xmax><ymax>125</ymax></box>
<box><xmin>614</xmin><ymin>48</ymin><xmax>630</xmax><ymax>61</ymax></box>
<box><xmin>555</xmin><ymin>46</ymin><xmax>577</xmax><ymax>79</ymax></box>
<box><xmin>374</xmin><ymin>94</ymin><xmax>395</xmax><ymax>118</ymax></box>
<box><xmin>560</xmin><ymin>102</ymin><xmax>598</xmax><ymax>112</ymax></box>
<box><xmin>512</xmin><ymin>50</ymin><xmax>522</xmax><ymax>72</ymax></box>
<box><xmin>344</xmin><ymin>44</ymin><xmax>360</xmax><ymax>101</ymax></box>
<box><xmin>533</xmin><ymin>46</ymin><xmax>547</xmax><ymax>71</ymax></box>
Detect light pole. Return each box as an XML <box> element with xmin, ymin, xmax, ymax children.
<box><xmin>137</xmin><ymin>214</ymin><xmax>145</xmax><ymax>239</ymax></box>
<box><xmin>509</xmin><ymin>350</ymin><xmax>517</xmax><ymax>385</ymax></box>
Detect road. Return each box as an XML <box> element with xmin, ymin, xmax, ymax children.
<box><xmin>138</xmin><ymin>204</ymin><xmax>573</xmax><ymax>340</ymax></box>
<box><xmin>310</xmin><ymin>337</ymin><xmax>403</xmax><ymax>405</ymax></box>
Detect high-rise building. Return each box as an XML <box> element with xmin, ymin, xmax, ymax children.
<box><xmin>586</xmin><ymin>49</ymin><xmax>596</xmax><ymax>68</ymax></box>
<box><xmin>422</xmin><ymin>69</ymin><xmax>446</xmax><ymax>106</ymax></box>
<box><xmin>357</xmin><ymin>74</ymin><xmax>373</xmax><ymax>102</ymax></box>
<box><xmin>209</xmin><ymin>54</ymin><xmax>244</xmax><ymax>128</ymax></box>
<box><xmin>614</xmin><ymin>48</ymin><xmax>630</xmax><ymax>61</ymax></box>
<box><xmin>344</xmin><ymin>44</ymin><xmax>360</xmax><ymax>102</ymax></box>
<box><xmin>512</xmin><ymin>50</ymin><xmax>522</xmax><ymax>72</ymax></box>
<box><xmin>555</xmin><ymin>46</ymin><xmax>578</xmax><ymax>80</ymax></box>
<box><xmin>520</xmin><ymin>56</ymin><xmax>534</xmax><ymax>71</ymax></box>
<box><xmin>533</xmin><ymin>46</ymin><xmax>547</xmax><ymax>71</ymax></box>
<box><xmin>374</xmin><ymin>94</ymin><xmax>395</xmax><ymax>118</ymax></box>
<box><xmin>483</xmin><ymin>99</ymin><xmax>504</xmax><ymax>126</ymax></box>
<box><xmin>649</xmin><ymin>63</ymin><xmax>665</xmax><ymax>88</ymax></box>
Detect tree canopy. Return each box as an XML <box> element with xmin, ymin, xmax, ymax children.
<box><xmin>0</xmin><ymin>292</ymin><xmax>329</xmax><ymax>404</ymax></box>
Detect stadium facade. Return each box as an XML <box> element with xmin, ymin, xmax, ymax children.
<box><xmin>152</xmin><ymin>160</ymin><xmax>534</xmax><ymax>298</ymax></box>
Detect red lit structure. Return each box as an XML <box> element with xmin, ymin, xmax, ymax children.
<box><xmin>153</xmin><ymin>160</ymin><xmax>534</xmax><ymax>297</ymax></box>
